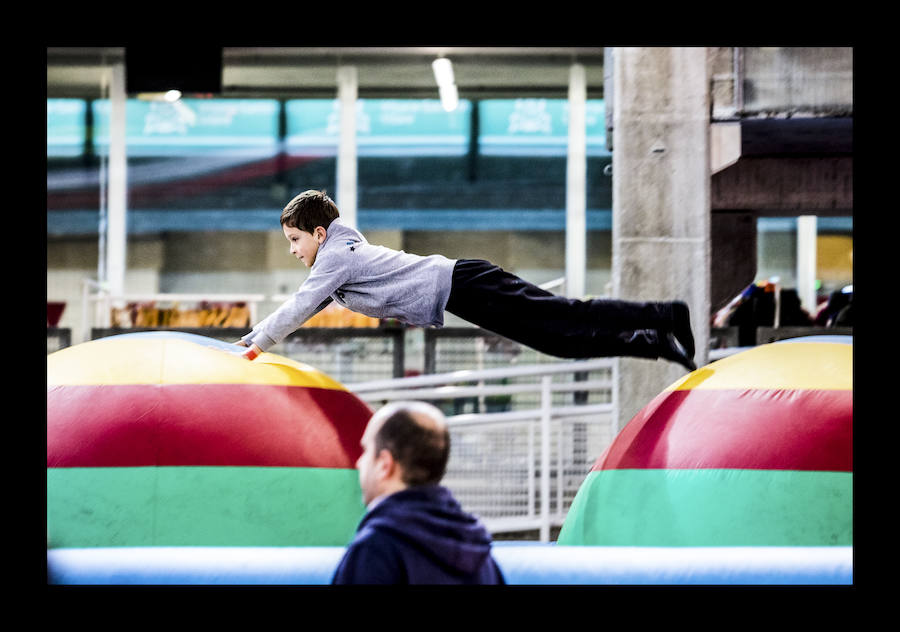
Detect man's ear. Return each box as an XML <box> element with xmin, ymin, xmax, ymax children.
<box><xmin>375</xmin><ymin>448</ymin><xmax>397</xmax><ymax>479</ymax></box>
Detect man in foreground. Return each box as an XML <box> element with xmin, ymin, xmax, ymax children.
<box><xmin>332</xmin><ymin>401</ymin><xmax>505</xmax><ymax>585</ymax></box>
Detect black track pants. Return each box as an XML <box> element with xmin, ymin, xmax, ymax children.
<box><xmin>444</xmin><ymin>259</ymin><xmax>673</xmax><ymax>360</ymax></box>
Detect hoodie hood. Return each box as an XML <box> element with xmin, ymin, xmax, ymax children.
<box><xmin>359</xmin><ymin>485</ymin><xmax>494</xmax><ymax>575</ymax></box>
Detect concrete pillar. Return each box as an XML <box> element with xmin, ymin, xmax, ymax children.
<box><xmin>107</xmin><ymin>62</ymin><xmax>128</xmax><ymax>308</ymax></box>
<box><xmin>566</xmin><ymin>63</ymin><xmax>587</xmax><ymax>299</ymax></box>
<box><xmin>612</xmin><ymin>47</ymin><xmax>711</xmax><ymax>429</ymax></box>
<box><xmin>336</xmin><ymin>66</ymin><xmax>358</xmax><ymax>229</ymax></box>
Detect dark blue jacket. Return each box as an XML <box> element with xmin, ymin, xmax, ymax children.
<box><xmin>331</xmin><ymin>485</ymin><xmax>505</xmax><ymax>585</ymax></box>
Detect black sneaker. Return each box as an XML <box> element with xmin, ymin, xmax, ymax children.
<box><xmin>670</xmin><ymin>301</ymin><xmax>696</xmax><ymax>361</ymax></box>
<box><xmin>617</xmin><ymin>329</ymin><xmax>697</xmax><ymax>372</ymax></box>
<box><xmin>659</xmin><ymin>331</ymin><xmax>697</xmax><ymax>372</ymax></box>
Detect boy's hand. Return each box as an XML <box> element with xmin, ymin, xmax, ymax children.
<box><xmin>229</xmin><ymin>342</ymin><xmax>261</xmax><ymax>360</ymax></box>
<box><xmin>241</xmin><ymin>344</ymin><xmax>262</xmax><ymax>361</ymax></box>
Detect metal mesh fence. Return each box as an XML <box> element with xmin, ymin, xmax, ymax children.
<box><xmin>442</xmin><ymin>409</ymin><xmax>615</xmax><ymax>534</ymax></box>
<box><xmin>446</xmin><ymin>422</ymin><xmax>534</xmax><ymax>522</ymax></box>
<box><xmin>270</xmin><ymin>328</ymin><xmax>404</xmax><ymax>384</ymax></box>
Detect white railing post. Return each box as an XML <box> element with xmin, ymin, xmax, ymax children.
<box><xmin>557</xmin><ymin>421</ymin><xmax>564</xmax><ymax>524</ymax></box>
<box><xmin>540</xmin><ymin>374</ymin><xmax>552</xmax><ymax>542</ymax></box>
<box><xmin>527</xmin><ymin>421</ymin><xmax>535</xmax><ymax>521</ymax></box>
<box><xmin>81</xmin><ymin>279</ymin><xmax>92</xmax><ymax>344</ymax></box>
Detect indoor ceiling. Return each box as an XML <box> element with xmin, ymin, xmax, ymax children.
<box><xmin>46</xmin><ymin>47</ymin><xmax>607</xmax><ymax>100</ymax></box>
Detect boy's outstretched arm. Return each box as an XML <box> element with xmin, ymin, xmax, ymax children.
<box><xmin>237</xmin><ymin>255</ymin><xmax>347</xmax><ymax>358</ymax></box>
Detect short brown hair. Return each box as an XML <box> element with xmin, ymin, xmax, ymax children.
<box><xmin>281</xmin><ymin>190</ymin><xmax>340</xmax><ymax>233</ymax></box>
<box><xmin>375</xmin><ymin>408</ymin><xmax>450</xmax><ymax>487</ymax></box>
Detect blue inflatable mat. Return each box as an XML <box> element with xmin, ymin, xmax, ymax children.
<box><xmin>47</xmin><ymin>545</ymin><xmax>852</xmax><ymax>585</ymax></box>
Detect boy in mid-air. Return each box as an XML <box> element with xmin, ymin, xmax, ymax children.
<box><xmin>236</xmin><ymin>190</ymin><xmax>696</xmax><ymax>371</ymax></box>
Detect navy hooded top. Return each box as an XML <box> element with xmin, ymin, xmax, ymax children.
<box><xmin>331</xmin><ymin>485</ymin><xmax>505</xmax><ymax>585</ymax></box>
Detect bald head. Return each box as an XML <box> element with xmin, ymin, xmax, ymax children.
<box><xmin>366</xmin><ymin>401</ymin><xmax>450</xmax><ymax>487</ymax></box>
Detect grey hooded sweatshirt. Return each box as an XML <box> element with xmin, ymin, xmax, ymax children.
<box><xmin>243</xmin><ymin>218</ymin><xmax>456</xmax><ymax>352</ymax></box>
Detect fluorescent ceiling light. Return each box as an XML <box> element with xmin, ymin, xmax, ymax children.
<box><xmin>432</xmin><ymin>58</ymin><xmax>458</xmax><ymax>112</ymax></box>
<box><xmin>432</xmin><ymin>58</ymin><xmax>455</xmax><ymax>87</ymax></box>
<box><xmin>136</xmin><ymin>90</ymin><xmax>183</xmax><ymax>102</ymax></box>
<box><xmin>438</xmin><ymin>85</ymin><xmax>458</xmax><ymax>112</ymax></box>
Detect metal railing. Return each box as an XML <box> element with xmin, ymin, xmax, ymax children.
<box><xmin>347</xmin><ymin>358</ymin><xmax>617</xmax><ymax>541</ymax></box>
<box><xmin>80</xmin><ymin>279</ymin><xmax>267</xmax><ymax>344</ymax></box>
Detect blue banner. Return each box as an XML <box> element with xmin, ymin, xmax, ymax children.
<box><xmin>91</xmin><ymin>98</ymin><xmax>280</xmax><ymax>156</ymax></box>
<box><xmin>286</xmin><ymin>99</ymin><xmax>471</xmax><ymax>156</ymax></box>
<box><xmin>47</xmin><ymin>99</ymin><xmax>87</xmax><ymax>157</ymax></box>
<box><xmin>480</xmin><ymin>99</ymin><xmax>609</xmax><ymax>156</ymax></box>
